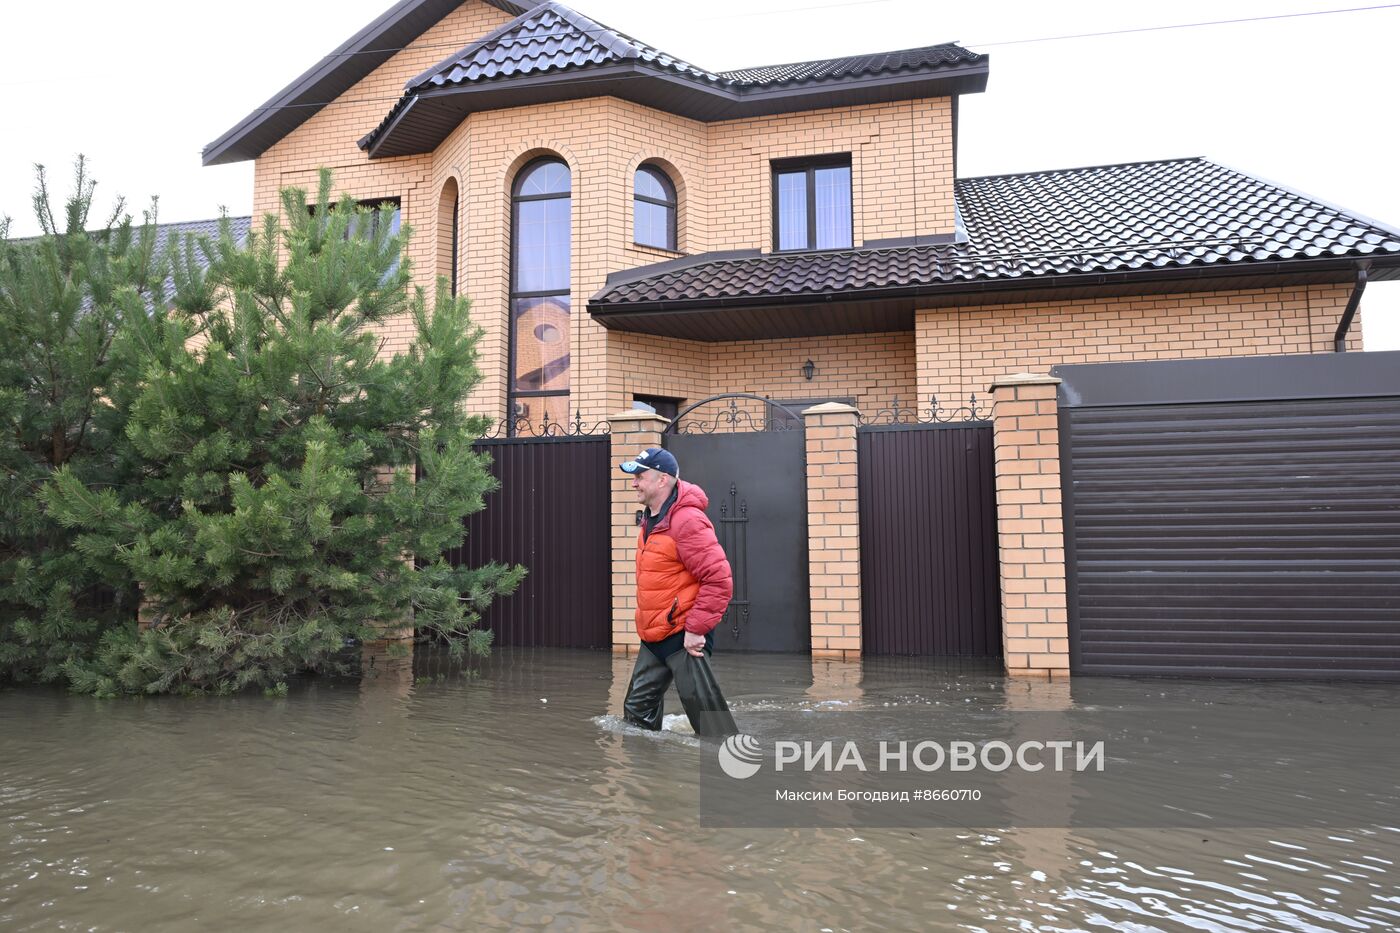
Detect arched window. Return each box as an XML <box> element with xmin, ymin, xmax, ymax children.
<box><xmin>509</xmin><ymin>158</ymin><xmax>571</xmax><ymax>433</ymax></box>
<box><xmin>437</xmin><ymin>178</ymin><xmax>459</xmax><ymax>296</ymax></box>
<box><xmin>634</xmin><ymin>165</ymin><xmax>677</xmax><ymax>251</ymax></box>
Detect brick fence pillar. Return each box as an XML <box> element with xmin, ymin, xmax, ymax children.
<box><xmin>608</xmin><ymin>411</ymin><xmax>669</xmax><ymax>654</ymax></box>
<box><xmin>802</xmin><ymin>402</ymin><xmax>862</xmax><ymax>659</ymax></box>
<box><xmin>988</xmin><ymin>374</ymin><xmax>1069</xmax><ymax>679</ymax></box>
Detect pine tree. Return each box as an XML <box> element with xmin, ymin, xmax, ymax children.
<box><xmin>0</xmin><ymin>158</ymin><xmax>158</xmax><ymax>683</ymax></box>
<box><xmin>45</xmin><ymin>169</ymin><xmax>522</xmax><ymax>695</ymax></box>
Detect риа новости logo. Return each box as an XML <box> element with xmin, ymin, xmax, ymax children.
<box><xmin>717</xmin><ymin>734</ymin><xmax>763</xmax><ymax>779</ymax></box>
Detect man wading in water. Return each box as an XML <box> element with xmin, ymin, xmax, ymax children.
<box><xmin>619</xmin><ymin>447</ymin><xmax>738</xmax><ymax>737</ymax></box>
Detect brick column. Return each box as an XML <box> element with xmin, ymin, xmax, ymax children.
<box><xmin>608</xmin><ymin>411</ymin><xmax>669</xmax><ymax>654</ymax></box>
<box><xmin>989</xmin><ymin>374</ymin><xmax>1069</xmax><ymax>679</ymax></box>
<box><xmin>802</xmin><ymin>402</ymin><xmax>862</xmax><ymax>659</ymax></box>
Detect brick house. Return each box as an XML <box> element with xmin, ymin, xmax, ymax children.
<box><xmin>204</xmin><ymin>0</ymin><xmax>1400</xmax><ymax>679</ymax></box>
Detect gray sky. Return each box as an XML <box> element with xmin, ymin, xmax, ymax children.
<box><xmin>3</xmin><ymin>0</ymin><xmax>1396</xmax><ymax>348</ymax></box>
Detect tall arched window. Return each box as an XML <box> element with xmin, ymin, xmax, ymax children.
<box><xmin>509</xmin><ymin>158</ymin><xmax>571</xmax><ymax>433</ymax></box>
<box><xmin>634</xmin><ymin>165</ymin><xmax>677</xmax><ymax>251</ymax></box>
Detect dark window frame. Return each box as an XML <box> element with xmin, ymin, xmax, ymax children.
<box><xmin>308</xmin><ymin>196</ymin><xmax>403</xmax><ymax>280</ymax></box>
<box><xmin>767</xmin><ymin>395</ymin><xmax>857</xmax><ymax>430</ymax></box>
<box><xmin>633</xmin><ymin>164</ymin><xmax>678</xmax><ymax>252</ymax></box>
<box><xmin>449</xmin><ymin>193</ymin><xmax>459</xmax><ymax>297</ymax></box>
<box><xmin>308</xmin><ymin>195</ymin><xmax>402</xmax><ymax>235</ymax></box>
<box><xmin>509</xmin><ymin>157</ymin><xmax>572</xmax><ymax>435</ymax></box>
<box><xmin>632</xmin><ymin>394</ymin><xmax>682</xmax><ymax>422</ymax></box>
<box><xmin>771</xmin><ymin>154</ymin><xmax>852</xmax><ymax>252</ymax></box>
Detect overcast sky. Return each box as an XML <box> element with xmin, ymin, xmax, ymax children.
<box><xmin>2</xmin><ymin>0</ymin><xmax>1396</xmax><ymax>348</ymax></box>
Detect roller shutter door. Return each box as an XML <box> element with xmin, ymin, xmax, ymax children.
<box><xmin>1059</xmin><ymin>355</ymin><xmax>1400</xmax><ymax>679</ymax></box>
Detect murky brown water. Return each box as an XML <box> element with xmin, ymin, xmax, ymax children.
<box><xmin>2</xmin><ymin>647</ymin><xmax>1397</xmax><ymax>931</ymax></box>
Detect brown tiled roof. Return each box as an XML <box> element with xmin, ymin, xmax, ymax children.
<box><xmin>718</xmin><ymin>45</ymin><xmax>983</xmax><ymax>86</ymax></box>
<box><xmin>9</xmin><ymin>216</ymin><xmax>254</xmax><ymax>312</ymax></box>
<box><xmin>590</xmin><ymin>159</ymin><xmax>1400</xmax><ymax>314</ymax></box>
<box><xmin>204</xmin><ymin>0</ymin><xmax>533</xmax><ymax>166</ymax></box>
<box><xmin>360</xmin><ymin>2</ymin><xmax>986</xmax><ymax>157</ymax></box>
<box><xmin>406</xmin><ymin>7</ymin><xmax>981</xmax><ymax>92</ymax></box>
<box><xmin>407</xmin><ymin>1</ymin><xmax>727</xmax><ymax>90</ymax></box>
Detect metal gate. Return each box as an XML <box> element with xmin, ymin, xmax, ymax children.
<box><xmin>857</xmin><ymin>406</ymin><xmax>1001</xmax><ymax>656</ymax></box>
<box><xmin>442</xmin><ymin>434</ymin><xmax>611</xmax><ymax>648</ymax></box>
<box><xmin>1057</xmin><ymin>353</ymin><xmax>1400</xmax><ymax>680</ymax></box>
<box><xmin>663</xmin><ymin>395</ymin><xmax>810</xmax><ymax>652</ymax></box>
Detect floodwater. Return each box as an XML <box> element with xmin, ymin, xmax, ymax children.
<box><xmin>2</xmin><ymin>646</ymin><xmax>1397</xmax><ymax>932</ymax></box>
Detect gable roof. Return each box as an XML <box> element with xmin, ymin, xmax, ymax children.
<box><xmin>142</xmin><ymin>216</ymin><xmax>254</xmax><ymax>260</ymax></box>
<box><xmin>203</xmin><ymin>0</ymin><xmax>534</xmax><ymax>166</ymax></box>
<box><xmin>588</xmin><ymin>158</ymin><xmax>1400</xmax><ymax>341</ymax></box>
<box><xmin>359</xmin><ymin>1</ymin><xmax>986</xmax><ymax>157</ymax></box>
<box><xmin>7</xmin><ymin>217</ymin><xmax>254</xmax><ymax>311</ymax></box>
<box><xmin>144</xmin><ymin>217</ymin><xmax>256</xmax><ymax>307</ymax></box>
<box><xmin>407</xmin><ymin>0</ymin><xmax>724</xmax><ymax>90</ymax></box>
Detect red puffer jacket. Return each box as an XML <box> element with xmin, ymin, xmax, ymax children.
<box><xmin>634</xmin><ymin>480</ymin><xmax>734</xmax><ymax>642</ymax></box>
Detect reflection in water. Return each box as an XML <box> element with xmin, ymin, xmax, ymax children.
<box><xmin>0</xmin><ymin>647</ymin><xmax>1396</xmax><ymax>931</ymax></box>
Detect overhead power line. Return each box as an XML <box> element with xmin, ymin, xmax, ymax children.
<box><xmin>214</xmin><ymin>2</ymin><xmax>1400</xmax><ymax>118</ymax></box>
<box><xmin>967</xmin><ymin>2</ymin><xmax>1400</xmax><ymax>47</ymax></box>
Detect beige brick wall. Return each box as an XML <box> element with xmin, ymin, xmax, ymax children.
<box><xmin>989</xmin><ymin>376</ymin><xmax>1068</xmax><ymax>680</ymax></box>
<box><xmin>431</xmin><ymin>96</ymin><xmax>712</xmax><ymax>424</ymax></box>
<box><xmin>609</xmin><ymin>331</ymin><xmax>916</xmax><ymax>425</ymax></box>
<box><xmin>608</xmin><ymin>331</ymin><xmax>715</xmax><ymax>414</ymax></box>
<box><xmin>608</xmin><ymin>411</ymin><xmax>669</xmax><ymax>653</ymax></box>
<box><xmin>706</xmin><ymin>99</ymin><xmax>956</xmax><ymax>251</ymax></box>
<box><xmin>249</xmin><ymin>1</ymin><xmax>957</xmax><ymax>426</ymax></box>
<box><xmin>251</xmin><ymin>1</ymin><xmax>517</xmax><ymax>371</ymax></box>
<box><xmin>803</xmin><ymin>404</ymin><xmax>862</xmax><ymax>659</ymax></box>
<box><xmin>916</xmin><ymin>285</ymin><xmax>1362</xmax><ymax>406</ymax></box>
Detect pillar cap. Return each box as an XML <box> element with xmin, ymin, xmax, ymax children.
<box><xmin>988</xmin><ymin>373</ymin><xmax>1062</xmax><ymax>392</ymax></box>
<box><xmin>801</xmin><ymin>402</ymin><xmax>861</xmax><ymax>416</ymax></box>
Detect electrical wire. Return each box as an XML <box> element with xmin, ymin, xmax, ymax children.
<box><xmin>966</xmin><ymin>2</ymin><xmax>1400</xmax><ymax>47</ymax></box>
<box><xmin>221</xmin><ymin>2</ymin><xmax>1400</xmax><ymax>118</ymax></box>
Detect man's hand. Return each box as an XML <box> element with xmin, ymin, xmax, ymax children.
<box><xmin>684</xmin><ymin>630</ymin><xmax>706</xmax><ymax>657</ymax></box>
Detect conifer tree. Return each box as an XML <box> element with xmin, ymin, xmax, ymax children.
<box><xmin>0</xmin><ymin>158</ymin><xmax>157</xmax><ymax>683</ymax></box>
<box><xmin>45</xmin><ymin>169</ymin><xmax>521</xmax><ymax>695</ymax></box>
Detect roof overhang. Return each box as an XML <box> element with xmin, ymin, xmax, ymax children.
<box><xmin>589</xmin><ymin>259</ymin><xmax>1398</xmax><ymax>342</ymax></box>
<box><xmin>202</xmin><ymin>0</ymin><xmax>534</xmax><ymax>166</ymax></box>
<box><xmin>361</xmin><ymin>60</ymin><xmax>989</xmax><ymax>159</ymax></box>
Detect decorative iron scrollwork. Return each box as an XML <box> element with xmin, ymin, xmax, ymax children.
<box><xmin>716</xmin><ymin>480</ymin><xmax>750</xmax><ymax>642</ymax></box>
<box><xmin>857</xmin><ymin>394</ymin><xmax>988</xmax><ymax>426</ymax></box>
<box><xmin>478</xmin><ymin>409</ymin><xmax>611</xmax><ymax>439</ymax></box>
<box><xmin>665</xmin><ymin>393</ymin><xmax>805</xmax><ymax>435</ymax></box>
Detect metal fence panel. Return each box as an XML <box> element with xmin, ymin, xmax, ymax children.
<box><xmin>442</xmin><ymin>436</ymin><xmax>612</xmax><ymax>649</ymax></box>
<box><xmin>857</xmin><ymin>423</ymin><xmax>1001</xmax><ymax>656</ymax></box>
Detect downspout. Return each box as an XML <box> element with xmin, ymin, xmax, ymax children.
<box><xmin>1333</xmin><ymin>263</ymin><xmax>1369</xmax><ymax>352</ymax></box>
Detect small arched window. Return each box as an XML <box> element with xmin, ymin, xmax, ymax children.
<box><xmin>634</xmin><ymin>165</ymin><xmax>677</xmax><ymax>251</ymax></box>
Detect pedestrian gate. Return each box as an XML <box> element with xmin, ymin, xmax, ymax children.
<box><xmin>664</xmin><ymin>395</ymin><xmax>810</xmax><ymax>652</ymax></box>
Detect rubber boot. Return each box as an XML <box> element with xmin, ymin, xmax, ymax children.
<box><xmin>622</xmin><ymin>645</ymin><xmax>672</xmax><ymax>731</ymax></box>
<box><xmin>666</xmin><ymin>649</ymin><xmax>738</xmax><ymax>738</ymax></box>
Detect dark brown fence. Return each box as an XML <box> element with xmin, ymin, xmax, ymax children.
<box><xmin>441</xmin><ymin>436</ymin><xmax>612</xmax><ymax>648</ymax></box>
<box><xmin>857</xmin><ymin>423</ymin><xmax>1001</xmax><ymax>656</ymax></box>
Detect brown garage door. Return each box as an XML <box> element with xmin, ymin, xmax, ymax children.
<box><xmin>1057</xmin><ymin>353</ymin><xmax>1400</xmax><ymax>680</ymax></box>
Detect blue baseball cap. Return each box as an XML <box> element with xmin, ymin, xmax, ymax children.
<box><xmin>620</xmin><ymin>447</ymin><xmax>679</xmax><ymax>478</ymax></box>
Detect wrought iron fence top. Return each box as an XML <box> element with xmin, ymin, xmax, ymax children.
<box><xmin>857</xmin><ymin>395</ymin><xmax>989</xmax><ymax>426</ymax></box>
<box><xmin>477</xmin><ymin>410</ymin><xmax>611</xmax><ymax>439</ymax></box>
<box><xmin>467</xmin><ymin>394</ymin><xmax>988</xmax><ymax>437</ymax></box>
